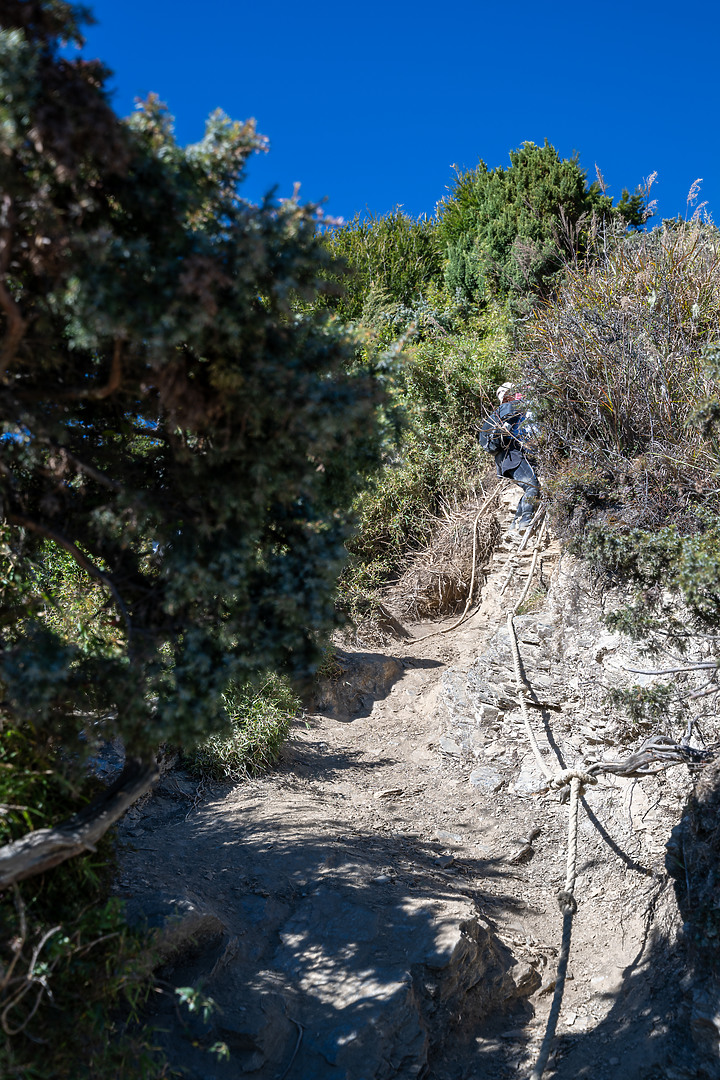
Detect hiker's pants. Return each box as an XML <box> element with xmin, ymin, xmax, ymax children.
<box><xmin>505</xmin><ymin>457</ymin><xmax>540</xmax><ymax>528</ymax></box>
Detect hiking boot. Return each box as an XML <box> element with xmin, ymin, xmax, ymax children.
<box><xmin>514</xmin><ymin>514</ymin><xmax>534</xmax><ymax>532</ymax></box>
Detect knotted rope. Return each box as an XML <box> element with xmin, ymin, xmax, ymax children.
<box><xmin>506</xmin><ymin>599</ymin><xmax>598</xmax><ymax>1080</ymax></box>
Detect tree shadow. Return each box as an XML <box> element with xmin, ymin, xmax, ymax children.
<box><xmin>117</xmin><ymin>746</ymin><xmax>539</xmax><ymax>1080</ymax></box>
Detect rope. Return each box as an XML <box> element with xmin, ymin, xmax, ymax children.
<box><xmin>528</xmin><ymin>908</ymin><xmax>573</xmax><ymax>1080</ymax></box>
<box><xmin>506</xmin><ymin>609</ymin><xmax>553</xmax><ymax>781</ymax></box>
<box><xmin>512</xmin><ymin>516</ymin><xmax>548</xmax><ymax>615</ymax></box>
<box><xmin>506</xmin><ymin>610</ymin><xmax>598</xmax><ymax>1080</ymax></box>
<box><xmin>500</xmin><ymin>521</ymin><xmax>713</xmax><ymax>1079</ymax></box>
<box><xmin>406</xmin><ymin>484</ymin><xmax>501</xmax><ymax>645</ymax></box>
<box><xmin>498</xmin><ymin>505</ymin><xmax>545</xmax><ymax>597</ymax></box>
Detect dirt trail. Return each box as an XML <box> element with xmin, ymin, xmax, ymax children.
<box><xmin>117</xmin><ymin>489</ymin><xmax>703</xmax><ymax>1080</ymax></box>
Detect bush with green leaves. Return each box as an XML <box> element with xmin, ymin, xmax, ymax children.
<box><xmin>0</xmin><ymin>721</ymin><xmax>165</xmax><ymax>1077</ymax></box>
<box><xmin>322</xmin><ymin>210</ymin><xmax>444</xmax><ymax>330</ymax></box>
<box><xmin>0</xmin><ymin>0</ymin><xmax>382</xmax><ymax>864</ymax></box>
<box><xmin>516</xmin><ymin>219</ymin><xmax>720</xmax><ymax>657</ymax></box>
<box><xmin>0</xmin><ymin>0</ymin><xmax>384</xmax><ymax>1072</ymax></box>
<box><xmin>187</xmin><ymin>673</ymin><xmax>301</xmax><ymax>782</ymax></box>
<box><xmin>343</xmin><ymin>300</ymin><xmax>512</xmax><ymax>603</ymax></box>
<box><xmin>438</xmin><ymin>140</ymin><xmax>646</xmax><ymax>305</ymax></box>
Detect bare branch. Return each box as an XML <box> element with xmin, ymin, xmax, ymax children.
<box><xmin>623</xmin><ymin>662</ymin><xmax>717</xmax><ymax>676</ymax></box>
<box><xmin>0</xmin><ymin>757</ymin><xmax>158</xmax><ymax>890</ymax></box>
<box><xmin>0</xmin><ymin>197</ymin><xmax>27</xmax><ymax>378</ymax></box>
<box><xmin>56</xmin><ymin>338</ymin><xmax>123</xmax><ymax>401</ymax></box>
<box><xmin>38</xmin><ymin>440</ymin><xmax>124</xmax><ymax>493</ymax></box>
<box><xmin>686</xmin><ymin>685</ymin><xmax>720</xmax><ymax>702</ymax></box>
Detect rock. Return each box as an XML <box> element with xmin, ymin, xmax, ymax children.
<box><xmin>467</xmin><ymin>729</ymin><xmax>487</xmax><ymax>756</ymax></box>
<box><xmin>474</xmin><ymin>703</ymin><xmax>500</xmax><ymax>724</ymax></box>
<box><xmin>439</xmin><ymin>735</ymin><xmax>463</xmax><ymax>756</ymax></box>
<box><xmin>145</xmin><ymin>898</ymin><xmax>227</xmax><ymax>965</ymax></box>
<box><xmin>469</xmin><ymin>767</ymin><xmax>503</xmax><ymax>792</ymax></box>
<box><xmin>511</xmin><ymin>759</ymin><xmax>547</xmax><ymax>795</ymax></box>
<box><xmin>432</xmin><ymin>830</ymin><xmax>466</xmax><ymax>845</ymax></box>
<box><xmin>312</xmin><ymin>651</ymin><xmax>403</xmax><ymax>719</ymax></box>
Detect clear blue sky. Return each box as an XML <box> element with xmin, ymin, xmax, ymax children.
<box><xmin>77</xmin><ymin>0</ymin><xmax>718</xmax><ymax>225</ymax></box>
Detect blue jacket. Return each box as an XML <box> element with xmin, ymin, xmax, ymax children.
<box><xmin>478</xmin><ymin>401</ymin><xmax>536</xmax><ymax>477</ymax></box>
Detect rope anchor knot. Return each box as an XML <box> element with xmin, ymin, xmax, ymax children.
<box><xmin>548</xmin><ymin>768</ymin><xmax>598</xmax><ymax>798</ymax></box>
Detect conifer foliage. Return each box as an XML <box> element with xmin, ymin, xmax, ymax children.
<box><xmin>0</xmin><ymin>0</ymin><xmax>381</xmax><ymax>881</ymax></box>
<box><xmin>439</xmin><ymin>139</ymin><xmax>646</xmax><ymax>303</ymax></box>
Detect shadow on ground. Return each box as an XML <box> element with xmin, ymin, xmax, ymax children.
<box><xmin>312</xmin><ymin>649</ymin><xmax>442</xmax><ymax>721</ymax></box>
<box><xmin>118</xmin><ymin>757</ymin><xmax>536</xmax><ymax>1080</ymax></box>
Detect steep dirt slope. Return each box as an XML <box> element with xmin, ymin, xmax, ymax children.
<box><xmin>116</xmin><ymin>490</ymin><xmax>715</xmax><ymax>1080</ymax></box>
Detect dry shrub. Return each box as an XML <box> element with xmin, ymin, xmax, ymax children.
<box><xmin>387</xmin><ymin>498</ymin><xmax>501</xmax><ymax>620</ymax></box>
<box><xmin>521</xmin><ymin>220</ymin><xmax>720</xmax><ymax>532</ymax></box>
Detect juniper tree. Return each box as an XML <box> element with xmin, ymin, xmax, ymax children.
<box><xmin>439</xmin><ymin>139</ymin><xmax>646</xmax><ymax>304</ymax></box>
<box><xmin>0</xmin><ymin>0</ymin><xmax>382</xmax><ymax>884</ymax></box>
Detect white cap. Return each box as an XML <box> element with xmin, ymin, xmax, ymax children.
<box><xmin>496</xmin><ymin>382</ymin><xmax>514</xmax><ymax>403</ymax></box>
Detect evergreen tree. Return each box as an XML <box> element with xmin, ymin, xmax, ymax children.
<box><xmin>0</xmin><ymin>0</ymin><xmax>382</xmax><ymax>884</ymax></box>
<box><xmin>439</xmin><ymin>140</ymin><xmax>646</xmax><ymax>303</ymax></box>
<box><xmin>323</xmin><ymin>209</ymin><xmax>444</xmax><ymax>325</ymax></box>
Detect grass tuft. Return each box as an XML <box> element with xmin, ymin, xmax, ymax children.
<box><xmin>186</xmin><ymin>673</ymin><xmax>301</xmax><ymax>783</ymax></box>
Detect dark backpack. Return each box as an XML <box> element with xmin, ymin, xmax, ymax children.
<box><xmin>478</xmin><ymin>401</ymin><xmax>524</xmax><ymax>454</ymax></box>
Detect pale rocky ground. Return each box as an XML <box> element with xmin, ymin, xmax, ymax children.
<box><xmin>116</xmin><ymin>487</ymin><xmax>719</xmax><ymax>1079</ymax></box>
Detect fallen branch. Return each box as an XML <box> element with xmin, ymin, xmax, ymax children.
<box><xmin>624</xmin><ymin>662</ymin><xmax>717</xmax><ymax>676</ymax></box>
<box><xmin>0</xmin><ymin>757</ymin><xmax>158</xmax><ymax>890</ymax></box>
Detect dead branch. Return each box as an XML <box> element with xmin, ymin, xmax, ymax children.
<box><xmin>0</xmin><ymin>198</ymin><xmax>27</xmax><ymax>378</ymax></box>
<box><xmin>623</xmin><ymin>662</ymin><xmax>717</xmax><ymax>676</ymax></box>
<box><xmin>39</xmin><ymin>441</ymin><xmax>124</xmax><ymax>493</ymax></box>
<box><xmin>0</xmin><ymin>756</ymin><xmax>158</xmax><ymax>890</ymax></box>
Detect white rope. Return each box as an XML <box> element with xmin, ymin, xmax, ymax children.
<box><xmin>512</xmin><ymin>516</ymin><xmax>548</xmax><ymax>615</ymax></box>
<box><xmin>498</xmin><ymin>505</ymin><xmax>545</xmax><ymax>597</ymax></box>
<box><xmin>506</xmin><ymin>608</ymin><xmax>598</xmax><ymax>1080</ymax></box>
<box><xmin>506</xmin><ymin>609</ymin><xmax>553</xmax><ymax>781</ymax></box>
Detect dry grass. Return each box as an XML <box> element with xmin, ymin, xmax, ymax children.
<box><xmin>387</xmin><ymin>496</ymin><xmax>501</xmax><ymax>621</ymax></box>
<box><xmin>521</xmin><ymin>220</ymin><xmax>720</xmax><ymax>533</ymax></box>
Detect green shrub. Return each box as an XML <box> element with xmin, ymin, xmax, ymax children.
<box><xmin>606</xmin><ymin>682</ymin><xmax>678</xmax><ymax>728</ymax></box>
<box><xmin>438</xmin><ymin>140</ymin><xmax>646</xmax><ymax>305</ymax></box>
<box><xmin>342</xmin><ymin>303</ymin><xmax>512</xmax><ymax>598</ymax></box>
<box><xmin>186</xmin><ymin>673</ymin><xmax>301</xmax><ymax>782</ymax></box>
<box><xmin>322</xmin><ymin>210</ymin><xmax>444</xmax><ymax>326</ymax></box>
<box><xmin>0</xmin><ymin>725</ymin><xmax>163</xmax><ymax>1079</ymax></box>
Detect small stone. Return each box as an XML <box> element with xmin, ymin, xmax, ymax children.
<box><xmin>432</xmin><ymin>830</ymin><xmax>465</xmax><ymax>845</ymax></box>
<box><xmin>483</xmin><ymin>743</ymin><xmax>504</xmax><ymax>759</ymax></box>
<box><xmin>469</xmin><ymin>767</ymin><xmax>503</xmax><ymax>792</ymax></box>
<box><xmin>439</xmin><ymin>735</ymin><xmax>462</xmax><ymax>756</ymax></box>
<box><xmin>372</xmin><ymin>873</ymin><xmax>393</xmax><ymax>884</ymax></box>
<box><xmin>474</xmin><ymin>703</ymin><xmax>500</xmax><ymax>724</ymax></box>
<box><xmin>434</xmin><ymin>855</ymin><xmax>455</xmax><ymax>869</ymax></box>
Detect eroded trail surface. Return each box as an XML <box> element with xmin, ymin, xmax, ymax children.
<box><xmin>118</xmin><ymin>492</ymin><xmax>704</xmax><ymax>1080</ymax></box>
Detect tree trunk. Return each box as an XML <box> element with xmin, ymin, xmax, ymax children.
<box><xmin>0</xmin><ymin>756</ymin><xmax>158</xmax><ymax>890</ymax></box>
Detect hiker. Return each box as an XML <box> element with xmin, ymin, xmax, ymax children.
<box><xmin>478</xmin><ymin>383</ymin><xmax>540</xmax><ymax>531</ymax></box>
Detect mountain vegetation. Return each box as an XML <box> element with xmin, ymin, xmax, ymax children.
<box><xmin>2</xmin><ymin>0</ymin><xmax>719</xmax><ymax>1076</ymax></box>
<box><xmin>0</xmin><ymin>1</ymin><xmax>381</xmax><ymax>1071</ymax></box>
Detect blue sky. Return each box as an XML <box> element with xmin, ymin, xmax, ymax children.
<box><xmin>77</xmin><ymin>0</ymin><xmax>718</xmax><ymax>225</ymax></box>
